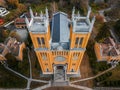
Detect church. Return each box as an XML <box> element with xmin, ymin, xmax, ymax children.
<box><xmin>25</xmin><ymin>7</ymin><xmax>95</xmax><ymax>80</ymax></box>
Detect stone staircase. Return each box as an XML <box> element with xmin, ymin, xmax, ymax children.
<box><xmin>54</xmin><ymin>69</ymin><xmax>65</xmax><ymax>81</ymax></box>
<box><xmin>52</xmin><ymin>65</ymin><xmax>69</xmax><ymax>86</ymax></box>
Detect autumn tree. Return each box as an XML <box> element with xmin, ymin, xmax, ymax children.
<box><xmin>17</xmin><ymin>3</ymin><xmax>27</xmax><ymax>12</ymax></box>
<box><xmin>50</xmin><ymin>2</ymin><xmax>58</xmax><ymax>16</ymax></box>
<box><xmin>0</xmin><ymin>0</ymin><xmax>7</xmax><ymax>7</ymax></box>
<box><xmin>114</xmin><ymin>20</ymin><xmax>120</xmax><ymax>37</ymax></box>
<box><xmin>70</xmin><ymin>0</ymin><xmax>89</xmax><ymax>14</ymax></box>
<box><xmin>96</xmin><ymin>14</ymin><xmax>104</xmax><ymax>23</ymax></box>
<box><xmin>10</xmin><ymin>31</ymin><xmax>21</xmax><ymax>41</ymax></box>
<box><xmin>7</xmin><ymin>0</ymin><xmax>19</xmax><ymax>9</ymax></box>
<box><xmin>104</xmin><ymin>0</ymin><xmax>120</xmax><ymax>20</ymax></box>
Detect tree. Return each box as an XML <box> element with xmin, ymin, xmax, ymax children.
<box><xmin>0</xmin><ymin>0</ymin><xmax>7</xmax><ymax>7</ymax></box>
<box><xmin>96</xmin><ymin>14</ymin><xmax>104</xmax><ymax>23</ymax></box>
<box><xmin>10</xmin><ymin>31</ymin><xmax>21</xmax><ymax>41</ymax></box>
<box><xmin>7</xmin><ymin>0</ymin><xmax>19</xmax><ymax>9</ymax></box>
<box><xmin>1</xmin><ymin>30</ymin><xmax>10</xmax><ymax>38</ymax></box>
<box><xmin>17</xmin><ymin>3</ymin><xmax>26</xmax><ymax>12</ymax></box>
<box><xmin>114</xmin><ymin>20</ymin><xmax>120</xmax><ymax>36</ymax></box>
<box><xmin>95</xmin><ymin>23</ymin><xmax>110</xmax><ymax>42</ymax></box>
<box><xmin>70</xmin><ymin>0</ymin><xmax>88</xmax><ymax>14</ymax></box>
<box><xmin>50</xmin><ymin>2</ymin><xmax>58</xmax><ymax>16</ymax></box>
<box><xmin>105</xmin><ymin>0</ymin><xmax>120</xmax><ymax>20</ymax></box>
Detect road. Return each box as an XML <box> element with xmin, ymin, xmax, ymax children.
<box><xmin>94</xmin><ymin>87</ymin><xmax>120</xmax><ymax>90</ymax></box>
<box><xmin>70</xmin><ymin>84</ymin><xmax>92</xmax><ymax>90</ymax></box>
<box><xmin>70</xmin><ymin>65</ymin><xmax>116</xmax><ymax>84</ymax></box>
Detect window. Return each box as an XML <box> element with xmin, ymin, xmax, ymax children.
<box><xmin>75</xmin><ymin>37</ymin><xmax>84</xmax><ymax>47</ymax></box>
<box><xmin>41</xmin><ymin>37</ymin><xmax>45</xmax><ymax>44</ymax></box>
<box><xmin>37</xmin><ymin>37</ymin><xmax>41</xmax><ymax>44</ymax></box>
<box><xmin>37</xmin><ymin>37</ymin><xmax>46</xmax><ymax>47</ymax></box>
<box><xmin>79</xmin><ymin>38</ymin><xmax>83</xmax><ymax>45</ymax></box>
<box><xmin>71</xmin><ymin>69</ymin><xmax>74</xmax><ymax>72</ymax></box>
<box><xmin>46</xmin><ymin>68</ymin><xmax>49</xmax><ymax>72</ymax></box>
<box><xmin>75</xmin><ymin>37</ymin><xmax>79</xmax><ymax>45</ymax></box>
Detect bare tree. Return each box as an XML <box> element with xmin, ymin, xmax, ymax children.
<box><xmin>50</xmin><ymin>2</ymin><xmax>58</xmax><ymax>16</ymax></box>
<box><xmin>70</xmin><ymin>0</ymin><xmax>88</xmax><ymax>13</ymax></box>
<box><xmin>0</xmin><ymin>0</ymin><xmax>7</xmax><ymax>7</ymax></box>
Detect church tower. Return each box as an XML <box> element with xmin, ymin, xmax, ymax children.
<box><xmin>68</xmin><ymin>7</ymin><xmax>95</xmax><ymax>73</ymax></box>
<box><xmin>25</xmin><ymin>8</ymin><xmax>52</xmax><ymax>74</ymax></box>
<box><xmin>26</xmin><ymin>7</ymin><xmax>95</xmax><ymax>77</ymax></box>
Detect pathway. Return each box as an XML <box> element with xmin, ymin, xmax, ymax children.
<box><xmin>2</xmin><ymin>48</ymin><xmax>118</xmax><ymax>90</ymax></box>
<box><xmin>3</xmin><ymin>48</ymin><xmax>49</xmax><ymax>90</ymax></box>
<box><xmin>94</xmin><ymin>87</ymin><xmax>120</xmax><ymax>90</ymax></box>
<box><xmin>70</xmin><ymin>65</ymin><xmax>116</xmax><ymax>84</ymax></box>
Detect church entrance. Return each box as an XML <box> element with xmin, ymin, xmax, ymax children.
<box><xmin>56</xmin><ymin>65</ymin><xmax>64</xmax><ymax>69</ymax></box>
<box><xmin>53</xmin><ymin>64</ymin><xmax>67</xmax><ymax>82</ymax></box>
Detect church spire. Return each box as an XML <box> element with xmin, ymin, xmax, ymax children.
<box><xmin>29</xmin><ymin>7</ymin><xmax>34</xmax><ymax>18</ymax></box>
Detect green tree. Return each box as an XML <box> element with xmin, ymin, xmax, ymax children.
<box><xmin>114</xmin><ymin>20</ymin><xmax>120</xmax><ymax>37</ymax></box>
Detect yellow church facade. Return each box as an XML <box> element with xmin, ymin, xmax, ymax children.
<box><xmin>26</xmin><ymin>7</ymin><xmax>95</xmax><ymax>75</ymax></box>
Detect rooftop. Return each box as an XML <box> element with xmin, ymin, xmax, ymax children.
<box><xmin>0</xmin><ymin>43</ymin><xmax>5</xmax><ymax>54</ymax></box>
<box><xmin>25</xmin><ymin>8</ymin><xmax>49</xmax><ymax>33</ymax></box>
<box><xmin>25</xmin><ymin>7</ymin><xmax>95</xmax><ymax>50</ymax></box>
<box><xmin>51</xmin><ymin>12</ymin><xmax>70</xmax><ymax>43</ymax></box>
<box><xmin>5</xmin><ymin>37</ymin><xmax>20</xmax><ymax>56</ymax></box>
<box><xmin>71</xmin><ymin>6</ymin><xmax>95</xmax><ymax>33</ymax></box>
<box><xmin>29</xmin><ymin>20</ymin><xmax>47</xmax><ymax>32</ymax></box>
<box><xmin>100</xmin><ymin>37</ymin><xmax>120</xmax><ymax>56</ymax></box>
<box><xmin>0</xmin><ymin>7</ymin><xmax>9</xmax><ymax>17</ymax></box>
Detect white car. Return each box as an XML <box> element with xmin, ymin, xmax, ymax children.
<box><xmin>0</xmin><ymin>7</ymin><xmax>9</xmax><ymax>17</ymax></box>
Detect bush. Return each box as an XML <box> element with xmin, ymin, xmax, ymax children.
<box><xmin>95</xmin><ymin>23</ymin><xmax>110</xmax><ymax>42</ymax></box>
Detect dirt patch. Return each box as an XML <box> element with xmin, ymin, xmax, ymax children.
<box><xmin>44</xmin><ymin>86</ymin><xmax>81</xmax><ymax>90</ymax></box>
<box><xmin>71</xmin><ymin>53</ymin><xmax>94</xmax><ymax>88</ymax></box>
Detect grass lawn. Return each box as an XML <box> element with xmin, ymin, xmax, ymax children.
<box><xmin>6</xmin><ymin>49</ymin><xmax>30</xmax><ymax>77</ymax></box>
<box><xmin>107</xmin><ymin>64</ymin><xmax>120</xmax><ymax>81</ymax></box>
<box><xmin>0</xmin><ymin>65</ymin><xmax>27</xmax><ymax>88</ymax></box>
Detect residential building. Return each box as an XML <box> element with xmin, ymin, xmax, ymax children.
<box><xmin>0</xmin><ymin>43</ymin><xmax>7</xmax><ymax>61</ymax></box>
<box><xmin>14</xmin><ymin>13</ymin><xmax>31</xmax><ymax>29</ymax></box>
<box><xmin>0</xmin><ymin>37</ymin><xmax>25</xmax><ymax>62</ymax></box>
<box><xmin>94</xmin><ymin>37</ymin><xmax>120</xmax><ymax>63</ymax></box>
<box><xmin>0</xmin><ymin>7</ymin><xmax>9</xmax><ymax>17</ymax></box>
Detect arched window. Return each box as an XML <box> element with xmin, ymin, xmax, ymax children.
<box><xmin>75</xmin><ymin>37</ymin><xmax>83</xmax><ymax>47</ymax></box>
<box><xmin>37</xmin><ymin>37</ymin><xmax>41</xmax><ymax>45</ymax></box>
<box><xmin>41</xmin><ymin>37</ymin><xmax>45</xmax><ymax>45</ymax></box>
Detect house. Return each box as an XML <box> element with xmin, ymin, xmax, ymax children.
<box><xmin>94</xmin><ymin>37</ymin><xmax>120</xmax><ymax>64</ymax></box>
<box><xmin>0</xmin><ymin>7</ymin><xmax>9</xmax><ymax>17</ymax></box>
<box><xmin>0</xmin><ymin>37</ymin><xmax>25</xmax><ymax>63</ymax></box>
<box><xmin>14</xmin><ymin>13</ymin><xmax>31</xmax><ymax>29</ymax></box>
<box><xmin>0</xmin><ymin>43</ymin><xmax>7</xmax><ymax>61</ymax></box>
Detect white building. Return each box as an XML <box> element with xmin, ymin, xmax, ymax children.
<box><xmin>0</xmin><ymin>7</ymin><xmax>9</xmax><ymax>17</ymax></box>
